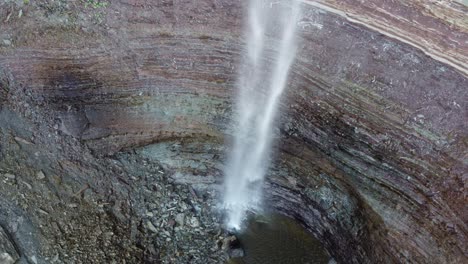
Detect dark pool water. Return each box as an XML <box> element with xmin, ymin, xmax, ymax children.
<box><xmin>229</xmin><ymin>214</ymin><xmax>331</xmax><ymax>264</ymax></box>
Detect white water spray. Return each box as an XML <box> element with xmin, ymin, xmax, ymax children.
<box><xmin>223</xmin><ymin>0</ymin><xmax>300</xmax><ymax>230</ymax></box>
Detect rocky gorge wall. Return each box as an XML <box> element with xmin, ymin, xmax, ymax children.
<box><xmin>0</xmin><ymin>0</ymin><xmax>466</xmax><ymax>263</ymax></box>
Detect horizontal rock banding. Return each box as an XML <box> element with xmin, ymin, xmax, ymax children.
<box><xmin>0</xmin><ymin>0</ymin><xmax>466</xmax><ymax>263</ymax></box>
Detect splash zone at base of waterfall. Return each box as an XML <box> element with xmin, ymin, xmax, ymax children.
<box><xmin>223</xmin><ymin>0</ymin><xmax>300</xmax><ymax>230</ymax></box>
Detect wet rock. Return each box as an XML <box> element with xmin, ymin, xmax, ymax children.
<box><xmin>111</xmin><ymin>201</ymin><xmax>127</xmax><ymax>223</ymax></box>
<box><xmin>14</xmin><ymin>136</ymin><xmax>33</xmax><ymax>145</ymax></box>
<box><xmin>170</xmin><ymin>172</ymin><xmax>216</xmax><ymax>185</ymax></box>
<box><xmin>145</xmin><ymin>211</ymin><xmax>154</xmax><ymax>217</ymax></box>
<box><xmin>188</xmin><ymin>216</ymin><xmax>200</xmax><ymax>228</ymax></box>
<box><xmin>0</xmin><ymin>253</ymin><xmax>16</xmax><ymax>264</ymax></box>
<box><xmin>0</xmin><ymin>226</ymin><xmax>19</xmax><ymax>264</ymax></box>
<box><xmin>147</xmin><ymin>221</ymin><xmax>158</xmax><ymax>233</ymax></box>
<box><xmin>229</xmin><ymin>248</ymin><xmax>244</xmax><ymax>258</ymax></box>
<box><xmin>3</xmin><ymin>173</ymin><xmax>15</xmax><ymax>180</ymax></box>
<box><xmin>20</xmin><ymin>181</ymin><xmax>32</xmax><ymax>190</ymax></box>
<box><xmin>221</xmin><ymin>235</ymin><xmax>244</xmax><ymax>258</ymax></box>
<box><xmin>36</xmin><ymin>171</ymin><xmax>45</xmax><ymax>180</ymax></box>
<box><xmin>30</xmin><ymin>255</ymin><xmax>38</xmax><ymax>264</ymax></box>
<box><xmin>222</xmin><ymin>235</ymin><xmax>239</xmax><ymax>250</ymax></box>
<box><xmin>58</xmin><ymin>110</ymin><xmax>89</xmax><ymax>138</ymax></box>
<box><xmin>1</xmin><ymin>39</ymin><xmax>11</xmax><ymax>47</ymax></box>
<box><xmin>175</xmin><ymin>213</ymin><xmax>185</xmax><ymax>227</ymax></box>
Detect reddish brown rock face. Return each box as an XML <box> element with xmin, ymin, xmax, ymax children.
<box><xmin>304</xmin><ymin>0</ymin><xmax>468</xmax><ymax>75</ymax></box>
<box><xmin>0</xmin><ymin>1</ymin><xmax>466</xmax><ymax>263</ymax></box>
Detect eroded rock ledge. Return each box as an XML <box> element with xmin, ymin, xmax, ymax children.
<box><xmin>0</xmin><ymin>0</ymin><xmax>466</xmax><ymax>263</ymax></box>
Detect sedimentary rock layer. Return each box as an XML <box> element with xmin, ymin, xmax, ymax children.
<box><xmin>0</xmin><ymin>0</ymin><xmax>466</xmax><ymax>263</ymax></box>
<box><xmin>304</xmin><ymin>0</ymin><xmax>468</xmax><ymax>76</ymax></box>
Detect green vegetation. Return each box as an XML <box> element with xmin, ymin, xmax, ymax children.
<box><xmin>82</xmin><ymin>0</ymin><xmax>109</xmax><ymax>24</ymax></box>
<box><xmin>83</xmin><ymin>0</ymin><xmax>108</xmax><ymax>9</ymax></box>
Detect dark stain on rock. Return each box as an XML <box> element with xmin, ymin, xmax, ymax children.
<box><xmin>37</xmin><ymin>63</ymin><xmax>107</xmax><ymax>138</ymax></box>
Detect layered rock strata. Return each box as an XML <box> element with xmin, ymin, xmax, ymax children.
<box><xmin>0</xmin><ymin>0</ymin><xmax>466</xmax><ymax>263</ymax></box>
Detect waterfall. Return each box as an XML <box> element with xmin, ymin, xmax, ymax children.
<box><xmin>223</xmin><ymin>0</ymin><xmax>300</xmax><ymax>230</ymax></box>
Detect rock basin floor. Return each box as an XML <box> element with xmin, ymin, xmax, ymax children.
<box><xmin>230</xmin><ymin>214</ymin><xmax>331</xmax><ymax>264</ymax></box>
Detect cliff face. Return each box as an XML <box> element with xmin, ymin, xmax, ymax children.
<box><xmin>0</xmin><ymin>0</ymin><xmax>466</xmax><ymax>263</ymax></box>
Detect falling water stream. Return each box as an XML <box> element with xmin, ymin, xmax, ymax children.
<box><xmin>223</xmin><ymin>0</ymin><xmax>300</xmax><ymax>230</ymax></box>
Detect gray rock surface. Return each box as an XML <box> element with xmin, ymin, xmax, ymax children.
<box><xmin>0</xmin><ymin>0</ymin><xmax>466</xmax><ymax>263</ymax></box>
<box><xmin>0</xmin><ymin>226</ymin><xmax>19</xmax><ymax>264</ymax></box>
